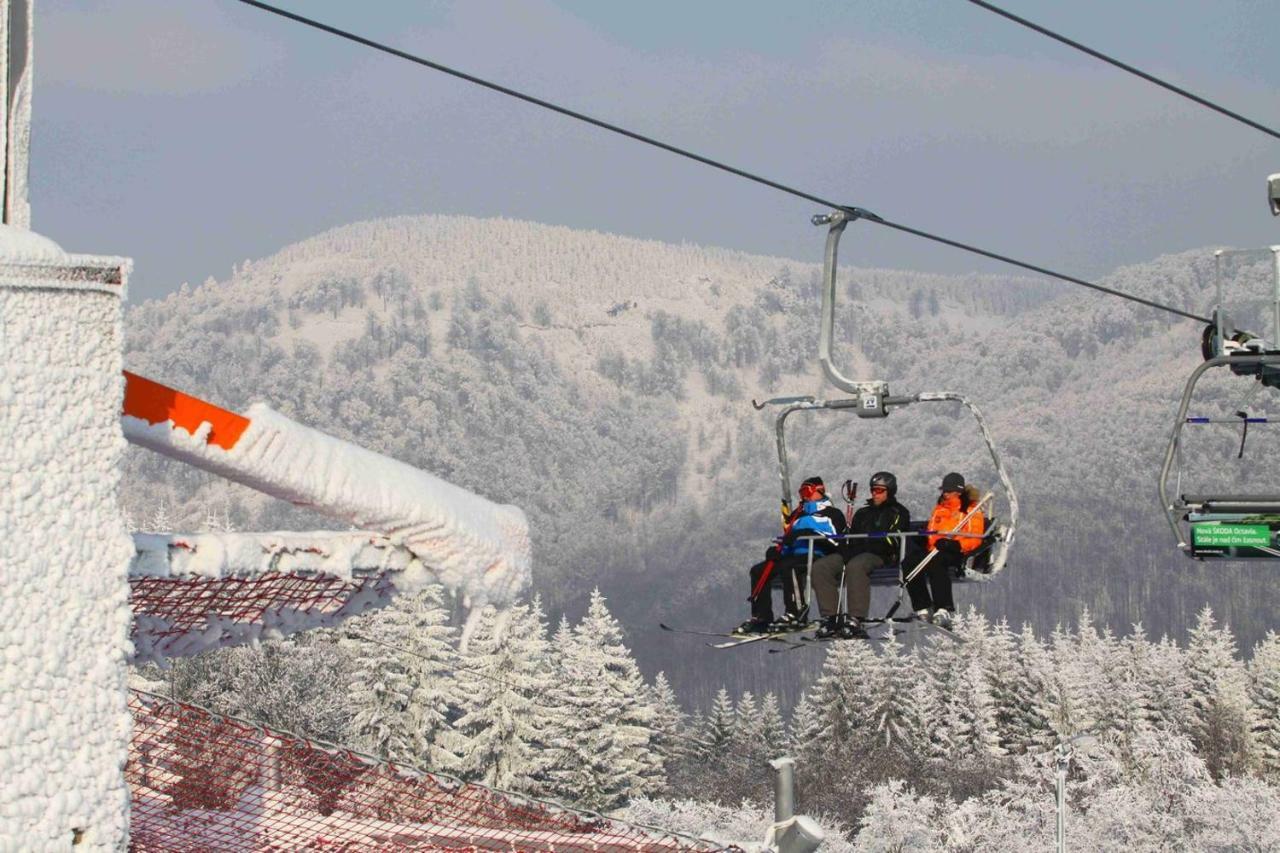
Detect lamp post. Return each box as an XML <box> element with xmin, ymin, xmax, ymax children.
<box><xmin>1054</xmin><ymin>733</ymin><xmax>1096</xmax><ymax>853</ymax></box>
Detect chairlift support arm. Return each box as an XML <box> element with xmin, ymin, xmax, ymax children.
<box><xmin>1159</xmin><ymin>353</ymin><xmax>1280</xmax><ymax>552</ymax></box>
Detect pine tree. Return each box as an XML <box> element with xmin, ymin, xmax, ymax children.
<box><xmin>543</xmin><ymin>589</ymin><xmax>656</xmax><ymax>810</ymax></box>
<box><xmin>1185</xmin><ymin>607</ymin><xmax>1254</xmax><ymax>779</ymax></box>
<box><xmin>903</xmin><ymin>652</ymin><xmax>945</xmax><ymax>760</ymax></box>
<box><xmin>731</xmin><ymin>692</ymin><xmax>764</xmax><ymax>773</ymax></box>
<box><xmin>1010</xmin><ymin>623</ymin><xmax>1056</xmax><ymax>754</ymax></box>
<box><xmin>1249</xmin><ymin>631</ymin><xmax>1280</xmax><ymax>780</ymax></box>
<box><xmin>148</xmin><ymin>499</ymin><xmax>173</xmax><ymax>533</ymax></box>
<box><xmin>758</xmin><ymin>693</ymin><xmax>788</xmax><ymax>765</ymax></box>
<box><xmin>807</xmin><ymin>639</ymin><xmax>881</xmax><ymax>744</ymax></box>
<box><xmin>645</xmin><ymin>672</ymin><xmax>686</xmax><ymax>791</ymax></box>
<box><xmin>863</xmin><ymin>632</ymin><xmax>913</xmax><ymax>750</ymax></box>
<box><xmin>701</xmin><ymin>688</ymin><xmax>738</xmax><ymax>760</ymax></box>
<box><xmin>935</xmin><ymin>610</ymin><xmax>999</xmax><ymax>758</ymax></box>
<box><xmin>1127</xmin><ymin>628</ymin><xmax>1192</xmax><ymax>738</ymax></box>
<box><xmin>984</xmin><ymin>619</ymin><xmax>1033</xmax><ymax>755</ymax></box>
<box><xmin>787</xmin><ymin>694</ymin><xmax>826</xmax><ymax>765</ymax></box>
<box><xmin>344</xmin><ymin>585</ymin><xmax>460</xmax><ymax>768</ymax></box>
<box><xmin>450</xmin><ymin>603</ymin><xmax>555</xmax><ymax>793</ymax></box>
<box><xmin>1153</xmin><ymin>634</ymin><xmax>1195</xmax><ymax>736</ymax></box>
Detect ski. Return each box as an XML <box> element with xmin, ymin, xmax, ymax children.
<box><xmin>704</xmin><ymin>623</ymin><xmax>816</xmax><ymax>649</ymax></box>
<box><xmin>659</xmin><ymin>623</ymin><xmax>740</xmax><ymax>639</ymax></box>
<box><xmin>901</xmin><ymin>616</ymin><xmax>964</xmax><ymax>643</ymax></box>
<box><xmin>660</xmin><ymin>621</ymin><xmax>815</xmax><ymax>648</ymax></box>
<box><xmin>768</xmin><ymin>627</ymin><xmax>905</xmax><ymax>654</ymax></box>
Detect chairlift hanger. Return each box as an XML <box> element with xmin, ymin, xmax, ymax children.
<box><xmin>751</xmin><ymin>209</ymin><xmax>1020</xmax><ymax>579</ymax></box>
<box><xmin>1159</xmin><ymin>246</ymin><xmax>1280</xmax><ymax>560</ymax></box>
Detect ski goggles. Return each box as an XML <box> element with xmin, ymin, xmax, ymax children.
<box><xmin>869</xmin><ymin>485</ymin><xmax>889</xmax><ymax>494</ymax></box>
<box><xmin>798</xmin><ymin>483</ymin><xmax>824</xmax><ymax>500</ymax></box>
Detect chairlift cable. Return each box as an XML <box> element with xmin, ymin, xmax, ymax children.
<box><xmin>963</xmin><ymin>0</ymin><xmax>1280</xmax><ymax>143</ymax></box>
<box><xmin>231</xmin><ymin>0</ymin><xmax>1210</xmax><ymax>325</ymax></box>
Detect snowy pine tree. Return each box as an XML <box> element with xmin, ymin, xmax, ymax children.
<box><xmin>450</xmin><ymin>603</ymin><xmax>555</xmax><ymax>793</ymax></box>
<box><xmin>543</xmin><ymin>589</ymin><xmax>657</xmax><ymax>810</ymax></box>
<box><xmin>700</xmin><ymin>688</ymin><xmax>738</xmax><ymax>760</ymax></box>
<box><xmin>344</xmin><ymin>585</ymin><xmax>461</xmax><ymax>767</ymax></box>
<box><xmin>787</xmin><ymin>694</ymin><xmax>825</xmax><ymax>764</ymax></box>
<box><xmin>758</xmin><ymin>692</ymin><xmax>788</xmax><ymax>765</ymax></box>
<box><xmin>646</xmin><ymin>671</ymin><xmax>688</xmax><ymax>789</ymax></box>
<box><xmin>861</xmin><ymin>632</ymin><xmax>913</xmax><ymax>750</ymax></box>
<box><xmin>1185</xmin><ymin>607</ymin><xmax>1254</xmax><ymax>779</ymax></box>
<box><xmin>1127</xmin><ymin>628</ymin><xmax>1193</xmax><ymax>738</ymax></box>
<box><xmin>147</xmin><ymin>499</ymin><xmax>173</xmax><ymax>533</ymax></box>
<box><xmin>731</xmin><ymin>692</ymin><xmax>763</xmax><ymax>772</ymax></box>
<box><xmin>1249</xmin><ymin>632</ymin><xmax>1280</xmax><ymax>781</ymax></box>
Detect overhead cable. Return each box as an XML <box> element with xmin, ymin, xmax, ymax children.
<box><xmin>964</xmin><ymin>0</ymin><xmax>1280</xmax><ymax>143</ymax></box>
<box><xmin>231</xmin><ymin>0</ymin><xmax>1210</xmax><ymax>324</ymax></box>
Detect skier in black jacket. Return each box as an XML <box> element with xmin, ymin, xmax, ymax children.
<box><xmin>812</xmin><ymin>471</ymin><xmax>910</xmax><ymax>638</ymax></box>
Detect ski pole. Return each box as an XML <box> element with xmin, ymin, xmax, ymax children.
<box><xmin>750</xmin><ymin>556</ymin><xmax>777</xmax><ymax>601</ymax></box>
<box><xmin>883</xmin><ymin>492</ymin><xmax>992</xmax><ymax>622</ymax></box>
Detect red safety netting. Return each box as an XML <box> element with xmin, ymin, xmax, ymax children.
<box><xmin>129</xmin><ymin>572</ymin><xmax>393</xmax><ymax>661</ymax></box>
<box><xmin>127</xmin><ymin>691</ymin><xmax>726</xmax><ymax>852</ymax></box>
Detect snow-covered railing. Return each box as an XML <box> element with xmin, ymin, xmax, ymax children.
<box><xmin>127</xmin><ymin>690</ymin><xmax>728</xmax><ymax>852</ymax></box>
<box><xmin>128</xmin><ymin>531</ymin><xmax>419</xmax><ymax>663</ymax></box>
<box><xmin>120</xmin><ymin>372</ymin><xmax>532</xmax><ymax>647</ymax></box>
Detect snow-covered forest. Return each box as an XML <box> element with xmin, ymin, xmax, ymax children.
<box><xmin>138</xmin><ymin>586</ymin><xmax>1280</xmax><ymax>850</ymax></box>
<box><xmin>120</xmin><ymin>215</ymin><xmax>1280</xmax><ymax>845</ymax></box>
<box><xmin>121</xmin><ymin>215</ymin><xmax>1280</xmax><ymax>708</ymax></box>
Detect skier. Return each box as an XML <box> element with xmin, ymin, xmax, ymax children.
<box><xmin>812</xmin><ymin>471</ymin><xmax>910</xmax><ymax>639</ymax></box>
<box><xmin>737</xmin><ymin>476</ymin><xmax>846</xmax><ymax>635</ymax></box>
<box><xmin>908</xmin><ymin>472</ymin><xmax>984</xmax><ymax>629</ymax></box>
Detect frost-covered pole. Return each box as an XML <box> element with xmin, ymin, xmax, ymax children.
<box><xmin>1055</xmin><ymin>743</ymin><xmax>1068</xmax><ymax>853</ymax></box>
<box><xmin>1053</xmin><ymin>733</ymin><xmax>1094</xmax><ymax>853</ymax></box>
<box><xmin>0</xmin><ymin>0</ymin><xmax>31</xmax><ymax>227</ymax></box>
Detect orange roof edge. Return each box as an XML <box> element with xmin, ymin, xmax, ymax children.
<box><xmin>122</xmin><ymin>371</ymin><xmax>251</xmax><ymax>451</ymax></box>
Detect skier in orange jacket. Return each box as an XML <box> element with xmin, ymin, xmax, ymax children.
<box><xmin>908</xmin><ymin>472</ymin><xmax>984</xmax><ymax>629</ymax></box>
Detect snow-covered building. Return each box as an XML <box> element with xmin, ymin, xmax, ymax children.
<box><xmin>0</xmin><ymin>2</ymin><xmax>539</xmax><ymax>846</ymax></box>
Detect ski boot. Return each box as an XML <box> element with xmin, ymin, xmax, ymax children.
<box><xmin>839</xmin><ymin>616</ymin><xmax>869</xmax><ymax>639</ymax></box>
<box><xmin>814</xmin><ymin>616</ymin><xmax>843</xmax><ymax>639</ymax></box>
<box><xmin>733</xmin><ymin>618</ymin><xmax>773</xmax><ymax>636</ymax></box>
<box><xmin>932</xmin><ymin>609</ymin><xmax>955</xmax><ymax>630</ymax></box>
<box><xmin>771</xmin><ymin>608</ymin><xmax>809</xmax><ymax>633</ymax></box>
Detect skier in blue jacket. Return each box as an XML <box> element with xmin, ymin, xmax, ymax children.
<box><xmin>736</xmin><ymin>476</ymin><xmax>847</xmax><ymax>634</ymax></box>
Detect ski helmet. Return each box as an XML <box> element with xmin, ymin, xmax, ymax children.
<box><xmin>799</xmin><ymin>476</ymin><xmax>826</xmax><ymax>500</ymax></box>
<box><xmin>869</xmin><ymin>471</ymin><xmax>897</xmax><ymax>497</ymax></box>
<box><xmin>940</xmin><ymin>472</ymin><xmax>965</xmax><ymax>492</ymax></box>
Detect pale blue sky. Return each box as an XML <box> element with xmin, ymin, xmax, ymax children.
<box><xmin>31</xmin><ymin>0</ymin><xmax>1280</xmax><ymax>303</ymax></box>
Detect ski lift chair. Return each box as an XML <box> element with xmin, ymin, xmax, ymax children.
<box><xmin>752</xmin><ymin>209</ymin><xmax>1019</xmax><ymax>589</ymax></box>
<box><xmin>1159</xmin><ymin>248</ymin><xmax>1280</xmax><ymax>559</ymax></box>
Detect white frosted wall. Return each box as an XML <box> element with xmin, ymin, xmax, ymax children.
<box><xmin>0</xmin><ymin>245</ymin><xmax>132</xmax><ymax>849</ymax></box>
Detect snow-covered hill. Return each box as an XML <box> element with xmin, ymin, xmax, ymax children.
<box><xmin>122</xmin><ymin>214</ymin><xmax>1280</xmax><ymax>707</ymax></box>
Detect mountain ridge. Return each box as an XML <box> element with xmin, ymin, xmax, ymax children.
<box><xmin>121</xmin><ymin>213</ymin><xmax>1280</xmax><ymax>707</ymax></box>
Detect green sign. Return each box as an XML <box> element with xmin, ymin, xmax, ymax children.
<box><xmin>1192</xmin><ymin>524</ymin><xmax>1272</xmax><ymax>548</ymax></box>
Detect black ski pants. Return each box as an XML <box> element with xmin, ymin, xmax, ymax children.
<box><xmin>907</xmin><ymin>548</ymin><xmax>960</xmax><ymax>613</ymax></box>
<box><xmin>748</xmin><ymin>553</ymin><xmax>813</xmax><ymax>622</ymax></box>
